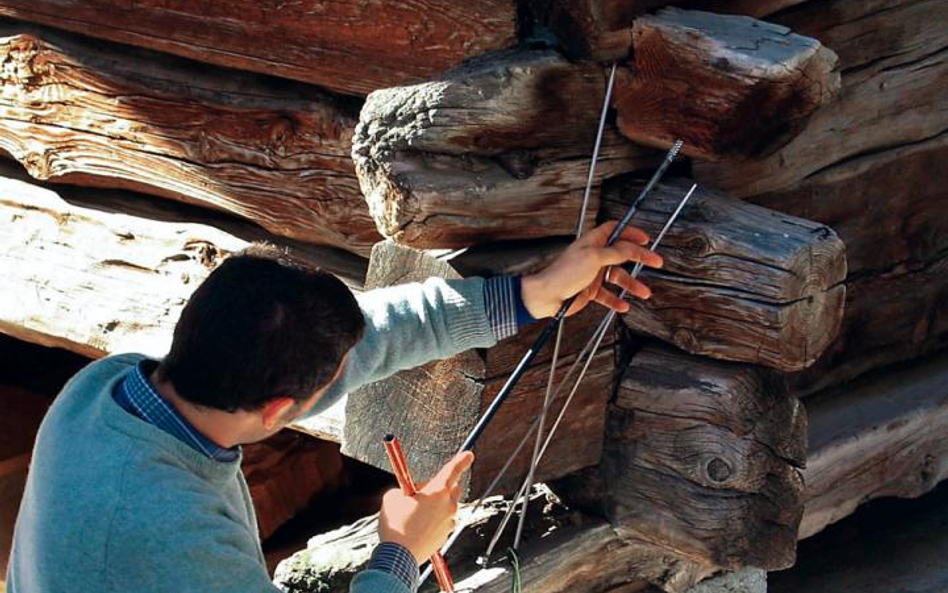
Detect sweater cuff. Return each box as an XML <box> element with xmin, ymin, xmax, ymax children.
<box><xmin>367</xmin><ymin>542</ymin><xmax>420</xmax><ymax>592</ymax></box>
<box><xmin>441</xmin><ymin>277</ymin><xmax>499</xmax><ymax>351</ymax></box>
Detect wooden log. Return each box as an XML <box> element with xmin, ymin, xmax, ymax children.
<box><xmin>274</xmin><ymin>489</ymin><xmax>711</xmax><ymax>593</ymax></box>
<box><xmin>694</xmin><ymin>0</ymin><xmax>948</xmax><ymax>196</ymax></box>
<box><xmin>0</xmin><ymin>23</ymin><xmax>381</xmax><ymax>254</ymax></box>
<box><xmin>0</xmin><ymin>1</ymin><xmax>518</xmax><ymax>97</ymax></box>
<box><xmin>0</xmin><ymin>166</ymin><xmax>366</xmax><ymax>359</ymax></box>
<box><xmin>352</xmin><ymin>48</ymin><xmax>660</xmax><ymax>249</ymax></box>
<box><xmin>800</xmin><ymin>350</ymin><xmax>948</xmax><ymax>539</ymax></box>
<box><xmin>524</xmin><ymin>1</ymin><xmax>812</xmax><ymax>61</ymax></box>
<box><xmin>600</xmin><ymin>176</ymin><xmax>847</xmax><ymax>372</ymax></box>
<box><xmin>242</xmin><ymin>431</ymin><xmax>348</xmax><ymax>540</ymax></box>
<box><xmin>557</xmin><ymin>345</ymin><xmax>806</xmax><ymax>572</ymax></box>
<box><xmin>334</xmin><ymin>240</ymin><xmax>615</xmax><ymax>495</ymax></box>
<box><xmin>749</xmin><ymin>133</ymin><xmax>948</xmax><ymax>280</ymax></box>
<box><xmin>745</xmin><ymin>133</ymin><xmax>948</xmax><ymax>395</ymax></box>
<box><xmin>788</xmin><ymin>249</ymin><xmax>948</xmax><ymax>397</ymax></box>
<box><xmin>612</xmin><ymin>8</ymin><xmax>839</xmax><ymax>161</ymax></box>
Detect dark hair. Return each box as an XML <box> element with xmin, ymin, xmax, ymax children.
<box><xmin>159</xmin><ymin>244</ymin><xmax>365</xmax><ymax>412</ymax></box>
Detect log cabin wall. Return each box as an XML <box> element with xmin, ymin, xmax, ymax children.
<box><xmin>0</xmin><ymin>0</ymin><xmax>943</xmax><ymax>592</ymax></box>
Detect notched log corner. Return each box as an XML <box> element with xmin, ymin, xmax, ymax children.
<box><xmin>614</xmin><ymin>8</ymin><xmax>840</xmax><ymax>161</ymax></box>
<box><xmin>557</xmin><ymin>345</ymin><xmax>807</xmax><ymax>574</ymax></box>
<box><xmin>351</xmin><ymin>48</ymin><xmax>659</xmax><ymax>249</ymax></box>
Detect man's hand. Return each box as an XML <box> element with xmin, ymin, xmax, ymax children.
<box><xmin>378</xmin><ymin>451</ymin><xmax>474</xmax><ymax>563</ymax></box>
<box><xmin>521</xmin><ymin>221</ymin><xmax>663</xmax><ymax>319</ymax></box>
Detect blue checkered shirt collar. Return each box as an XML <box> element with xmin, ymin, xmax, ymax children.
<box><xmin>113</xmin><ymin>360</ymin><xmax>240</xmax><ymax>462</ymax></box>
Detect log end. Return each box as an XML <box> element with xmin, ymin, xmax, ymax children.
<box><xmin>774</xmin><ymin>224</ymin><xmax>848</xmax><ymax>370</ymax></box>
<box><xmin>592</xmin><ymin>346</ymin><xmax>807</xmax><ymax>571</ymax></box>
<box><xmin>613</xmin><ymin>8</ymin><xmax>841</xmax><ymax>160</ymax></box>
<box><xmin>351</xmin><ymin>48</ymin><xmax>615</xmax><ymax>249</ymax></box>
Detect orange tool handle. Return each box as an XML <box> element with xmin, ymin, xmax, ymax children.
<box><xmin>383</xmin><ymin>434</ymin><xmax>455</xmax><ymax>593</ymax></box>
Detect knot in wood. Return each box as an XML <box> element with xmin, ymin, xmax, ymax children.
<box><xmin>672</xmin><ymin>327</ymin><xmax>699</xmax><ymax>351</ymax></box>
<box><xmin>705</xmin><ymin>457</ymin><xmax>732</xmax><ymax>483</ymax></box>
<box><xmin>5</xmin><ymin>36</ymin><xmax>45</xmax><ymax>89</ymax></box>
<box><xmin>682</xmin><ymin>235</ymin><xmax>710</xmax><ymax>257</ymax></box>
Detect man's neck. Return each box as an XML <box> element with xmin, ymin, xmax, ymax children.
<box><xmin>148</xmin><ymin>369</ymin><xmax>244</xmax><ymax>449</ymax></box>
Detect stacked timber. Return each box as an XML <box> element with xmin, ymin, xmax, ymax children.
<box><xmin>0</xmin><ymin>1</ymin><xmax>942</xmax><ymax>592</ymax></box>
<box><xmin>695</xmin><ymin>0</ymin><xmax>948</xmax><ymax>394</ymax></box>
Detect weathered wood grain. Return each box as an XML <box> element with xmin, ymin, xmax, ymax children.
<box><xmin>0</xmin><ymin>1</ymin><xmax>517</xmax><ymax>97</ymax></box>
<box><xmin>274</xmin><ymin>490</ymin><xmax>710</xmax><ymax>593</ymax></box>
<box><xmin>0</xmin><ymin>166</ymin><xmax>366</xmax><ymax>359</ymax></box>
<box><xmin>801</xmin><ymin>350</ymin><xmax>948</xmax><ymax>539</ymax></box>
<box><xmin>338</xmin><ymin>241</ymin><xmax>614</xmax><ymax>495</ymax></box>
<box><xmin>559</xmin><ymin>345</ymin><xmax>806</xmax><ymax>572</ymax></box>
<box><xmin>746</xmin><ymin>133</ymin><xmax>948</xmax><ymax>395</ymax></box>
<box><xmin>695</xmin><ymin>0</ymin><xmax>948</xmax><ymax>196</ymax></box>
<box><xmin>749</xmin><ymin>132</ymin><xmax>948</xmax><ymax>279</ymax></box>
<box><xmin>613</xmin><ymin>8</ymin><xmax>839</xmax><ymax>161</ymax></box>
<box><xmin>789</xmin><ymin>249</ymin><xmax>948</xmax><ymax>397</ymax></box>
<box><xmin>0</xmin><ymin>24</ymin><xmax>381</xmax><ymax>254</ymax></box>
<box><xmin>352</xmin><ymin>48</ymin><xmax>660</xmax><ymax>249</ymax></box>
<box><xmin>601</xmin><ymin>177</ymin><xmax>847</xmax><ymax>372</ymax></box>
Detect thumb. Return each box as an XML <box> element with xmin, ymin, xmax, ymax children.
<box><xmin>431</xmin><ymin>451</ymin><xmax>475</xmax><ymax>489</ymax></box>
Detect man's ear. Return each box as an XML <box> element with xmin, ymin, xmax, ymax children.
<box><xmin>261</xmin><ymin>397</ymin><xmax>296</xmax><ymax>431</ymax></box>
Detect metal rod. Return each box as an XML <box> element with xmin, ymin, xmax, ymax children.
<box><xmin>576</xmin><ymin>62</ymin><xmax>618</xmax><ymax>235</ymax></box>
<box><xmin>514</xmin><ymin>63</ymin><xmax>618</xmax><ymax>550</ymax></box>
<box><xmin>383</xmin><ymin>434</ymin><xmax>455</xmax><ymax>593</ymax></box>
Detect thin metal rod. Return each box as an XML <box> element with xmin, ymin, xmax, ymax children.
<box><xmin>512</xmin><ymin>321</ymin><xmax>562</xmax><ymax>549</ymax></box>
<box><xmin>576</xmin><ymin>62</ymin><xmax>618</xmax><ymax>235</ymax></box>
<box><xmin>514</xmin><ymin>63</ymin><xmax>617</xmax><ymax>550</ymax></box>
<box><xmin>484</xmin><ymin>311</ymin><xmax>614</xmax><ymax>560</ymax></box>
<box><xmin>456</xmin><ymin>139</ymin><xmax>683</xmax><ymax>454</ymax></box>
<box><xmin>422</xmin><ymin>184</ymin><xmax>699</xmax><ymax>585</ymax></box>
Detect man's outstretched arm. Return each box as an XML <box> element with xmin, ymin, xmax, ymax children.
<box><xmin>308</xmin><ymin>221</ymin><xmax>662</xmax><ymax>417</ymax></box>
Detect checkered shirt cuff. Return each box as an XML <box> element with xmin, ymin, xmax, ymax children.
<box><xmin>367</xmin><ymin>542</ymin><xmax>420</xmax><ymax>592</ymax></box>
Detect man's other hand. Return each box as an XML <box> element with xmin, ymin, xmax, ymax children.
<box><xmin>521</xmin><ymin>221</ymin><xmax>663</xmax><ymax>318</ymax></box>
<box><xmin>378</xmin><ymin>451</ymin><xmax>474</xmax><ymax>563</ymax></box>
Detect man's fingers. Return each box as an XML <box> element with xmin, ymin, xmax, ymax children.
<box><xmin>593</xmin><ymin>287</ymin><xmax>631</xmax><ymax>313</ymax></box>
<box><xmin>605</xmin><ymin>268</ymin><xmax>652</xmax><ymax>300</ymax></box>
<box><xmin>581</xmin><ymin>221</ymin><xmax>650</xmax><ymax>247</ymax></box>
<box><xmin>432</xmin><ymin>451</ymin><xmax>475</xmax><ymax>489</ymax></box>
<box><xmin>617</xmin><ymin>225</ymin><xmax>650</xmax><ymax>246</ymax></box>
<box><xmin>582</xmin><ymin>220</ymin><xmax>619</xmax><ymax>245</ymax></box>
<box><xmin>596</xmin><ymin>242</ymin><xmax>663</xmax><ymax>269</ymax></box>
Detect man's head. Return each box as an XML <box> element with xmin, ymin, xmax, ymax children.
<box><xmin>157</xmin><ymin>244</ymin><xmax>364</xmax><ymax>435</ymax></box>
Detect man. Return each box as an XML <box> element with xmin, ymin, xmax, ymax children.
<box><xmin>7</xmin><ymin>221</ymin><xmax>661</xmax><ymax>593</ymax></box>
